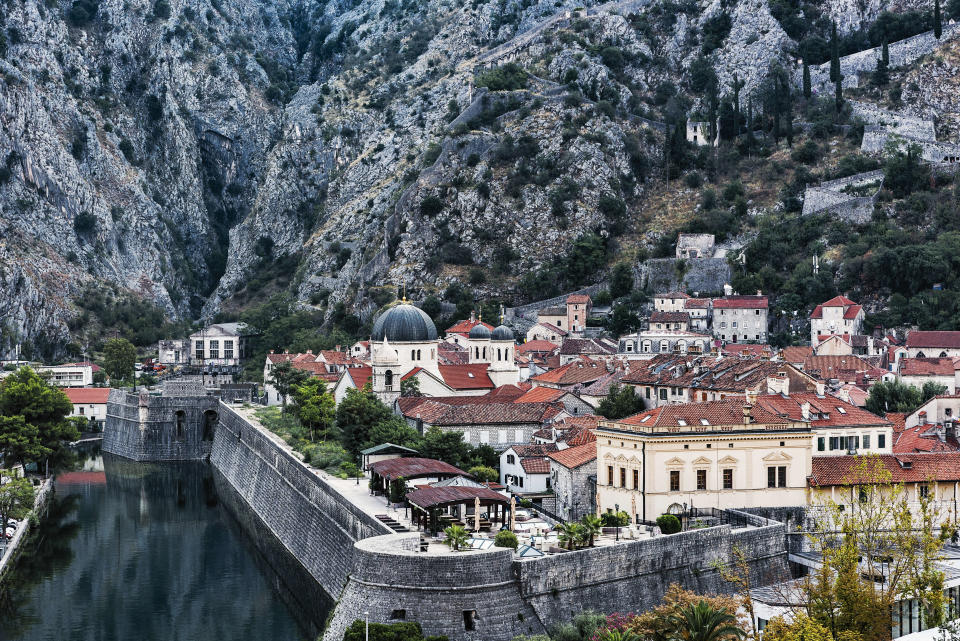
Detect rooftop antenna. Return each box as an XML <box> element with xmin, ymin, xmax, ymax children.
<box><xmin>401</xmin><ymin>283</ymin><xmax>407</xmax><ymax>303</ymax></box>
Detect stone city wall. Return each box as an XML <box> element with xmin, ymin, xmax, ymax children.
<box><xmin>802</xmin><ymin>169</ymin><xmax>883</xmax><ymax>222</ymax></box>
<box><xmin>516</xmin><ymin>512</ymin><xmax>789</xmax><ymax>625</ymax></box>
<box><xmin>103</xmin><ymin>390</ymin><xmax>219</xmax><ymax>461</ymax></box>
<box><xmin>210</xmin><ymin>404</ymin><xmax>391</xmax><ymax>598</ymax></box>
<box><xmin>799</xmin><ymin>24</ymin><xmax>960</xmax><ymax>92</ymax></box>
<box><xmin>325</xmin><ymin>533</ymin><xmax>544</xmax><ymax>641</ymax></box>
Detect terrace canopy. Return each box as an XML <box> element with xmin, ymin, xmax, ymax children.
<box><xmin>369</xmin><ymin>457</ymin><xmax>468</xmax><ymax>502</ymax></box>
<box><xmin>405</xmin><ymin>486</ymin><xmax>511</xmax><ymax>533</ymax></box>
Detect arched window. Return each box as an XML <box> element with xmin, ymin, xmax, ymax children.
<box><xmin>482</xmin><ymin>347</ymin><xmax>487</xmax><ymax>359</ymax></box>
<box><xmin>411</xmin><ymin>350</ymin><xmax>416</xmax><ymax>360</ymax></box>
<box><xmin>385</xmin><ymin>370</ymin><xmax>394</xmax><ymax>389</ymax></box>
<box><xmin>660</xmin><ymin>340</ymin><xmax>669</xmax><ymax>352</ymax></box>
<box><xmin>917</xmin><ymin>351</ymin><xmax>926</xmax><ymax>358</ymax></box>
<box><xmin>418</xmin><ymin>349</ymin><xmax>422</xmax><ymax>360</ymax></box>
<box><xmin>941</xmin><ymin>352</ymin><xmax>948</xmax><ymax>358</ymax></box>
<box><xmin>497</xmin><ymin>348</ymin><xmax>502</xmax><ymax>361</ymax></box>
<box><xmin>642</xmin><ymin>341</ymin><xmax>651</xmax><ymax>352</ymax></box>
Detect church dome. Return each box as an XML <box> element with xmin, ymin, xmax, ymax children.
<box><xmin>371</xmin><ymin>304</ymin><xmax>438</xmax><ymax>342</ymax></box>
<box><xmin>491</xmin><ymin>325</ymin><xmax>513</xmax><ymax>341</ymax></box>
<box><xmin>469</xmin><ymin>323</ymin><xmax>491</xmax><ymax>339</ymax></box>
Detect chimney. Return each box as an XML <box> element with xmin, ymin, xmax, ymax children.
<box><xmin>743</xmin><ymin>402</ymin><xmax>753</xmax><ymax>425</ymax></box>
<box><xmin>815</xmin><ymin>381</ymin><xmax>825</xmax><ymax>396</ymax></box>
<box><xmin>801</xmin><ymin>401</ymin><xmax>811</xmax><ymax>421</ymax></box>
<box><xmin>470</xmin><ymin>310</ymin><xmax>476</xmax><ymax>323</ymax></box>
<box><xmin>920</xmin><ymin>410</ymin><xmax>928</xmax><ymax>424</ymax></box>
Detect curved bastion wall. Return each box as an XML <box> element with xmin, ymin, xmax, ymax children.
<box><xmin>104</xmin><ymin>395</ymin><xmax>792</xmax><ymax>641</ymax></box>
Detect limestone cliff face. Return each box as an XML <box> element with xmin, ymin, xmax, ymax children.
<box><xmin>0</xmin><ymin>0</ymin><xmax>843</xmax><ymax>354</ymax></box>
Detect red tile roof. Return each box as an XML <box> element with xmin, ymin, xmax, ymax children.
<box><xmin>564</xmin><ymin>425</ymin><xmax>598</xmax><ymax>445</ymax></box>
<box><xmin>722</xmin><ymin>343</ymin><xmax>773</xmax><ymax>358</ymax></box>
<box><xmin>445</xmin><ymin>319</ymin><xmax>494</xmax><ymax>336</ymax></box>
<box><xmin>906</xmin><ymin>331</ymin><xmax>960</xmax><ymax>349</ymax></box>
<box><xmin>61</xmin><ymin>387</ymin><xmax>110</xmax><ymax>404</ymax></box>
<box><xmin>803</xmin><ymin>355</ymin><xmax>886</xmax><ymax>380</ymax></box>
<box><xmin>900</xmin><ymin>358</ymin><xmax>956</xmax><ymax>377</ymax></box>
<box><xmin>656</xmin><ymin>291</ymin><xmax>690</xmax><ymax>300</ymax></box>
<box><xmin>398</xmin><ymin>399</ymin><xmax>563</xmax><ymax>426</ymax></box>
<box><xmin>437</xmin><ymin>363</ymin><xmax>494</xmax><ymax>390</ymax></box>
<box><xmin>780</xmin><ymin>346</ymin><xmax>813</xmax><ymax>363</ymax></box>
<box><xmin>566</xmin><ymin>294</ymin><xmax>592</xmax><ymax>304</ymax></box>
<box><xmin>713</xmin><ymin>295</ymin><xmax>768</xmax><ymax>309</ymax></box>
<box><xmin>843</xmin><ymin>305</ymin><xmax>863</xmax><ymax>320</ymax></box>
<box><xmin>685</xmin><ymin>298</ymin><xmax>711</xmax><ymax>309</ymax></box>
<box><xmin>406</xmin><ymin>485</ymin><xmax>509</xmax><ymax>509</ymax></box>
<box><xmin>809</xmin><ymin>453</ymin><xmax>960</xmax><ymax>486</ymax></box>
<box><xmin>548</xmin><ymin>442</ymin><xmax>597</xmax><ymax>469</ymax></box>
<box><xmin>65</xmin><ymin>361</ymin><xmax>102</xmax><ymax>372</ymax></box>
<box><xmin>753</xmin><ymin>392</ymin><xmax>889</xmax><ymax>428</ymax></box>
<box><xmin>346</xmin><ymin>366</ymin><xmax>372</xmax><ymax>388</ymax></box>
<box><xmin>521</xmin><ymin>457</ymin><xmax>551</xmax><ymax>474</ymax></box>
<box><xmin>510</xmin><ymin>444</ymin><xmax>560</xmax><ymax>456</ymax></box>
<box><xmin>893</xmin><ymin>423</ymin><xmax>960</xmax><ymax>453</ymax></box>
<box><xmin>533</xmin><ymin>322</ymin><xmax>567</xmax><ymax>336</ymax></box>
<box><xmin>809</xmin><ymin>296</ymin><xmax>859</xmax><ymax>319</ymax></box>
<box><xmin>518</xmin><ymin>340</ymin><xmax>559</xmax><ymax>355</ymax></box>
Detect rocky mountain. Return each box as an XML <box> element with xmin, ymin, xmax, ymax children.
<box><xmin>0</xmin><ymin>0</ymin><xmax>946</xmax><ymax>356</ymax></box>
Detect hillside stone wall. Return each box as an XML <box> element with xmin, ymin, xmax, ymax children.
<box><xmin>638</xmin><ymin>257</ymin><xmax>731</xmax><ymax>295</ymax></box>
<box><xmin>802</xmin><ymin>169</ymin><xmax>883</xmax><ymax>222</ymax></box>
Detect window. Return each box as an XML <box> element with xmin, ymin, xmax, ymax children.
<box><xmin>863</xmin><ymin>434</ymin><xmax>870</xmax><ymax>449</ymax></box>
<box><xmin>919</xmin><ymin>484</ymin><xmax>929</xmax><ymax>499</ymax></box>
<box><xmin>195</xmin><ymin>340</ymin><xmax>204</xmax><ymax>360</ymax></box>
<box><xmin>732</xmin><ymin>322</ymin><xmax>738</xmax><ymax>328</ymax></box>
<box><xmin>723</xmin><ymin>469</ymin><xmax>733</xmax><ymax>489</ymax></box>
<box><xmin>659</xmin><ymin>388</ymin><xmax>667</xmax><ymax>400</ymax></box>
<box><xmin>768</xmin><ymin>466</ymin><xmax>787</xmax><ymax>488</ymax></box>
<box><xmin>391</xmin><ymin>610</ymin><xmax>407</xmax><ymax>620</ymax></box>
<box><xmin>645</xmin><ymin>387</ymin><xmax>651</xmax><ymax>399</ymax></box>
<box><xmin>463</xmin><ymin>611</ymin><xmax>476</xmax><ymax>631</ymax></box>
<box><xmin>879</xmin><ymin>434</ymin><xmax>886</xmax><ymax>449</ymax></box>
<box><xmin>224</xmin><ymin>341</ymin><xmax>234</xmax><ymax>359</ymax></box>
<box><xmin>670</xmin><ymin>470</ymin><xmax>680</xmax><ymax>491</ymax></box>
<box><xmin>507</xmin><ymin>454</ymin><xmax>515</xmax><ymax>464</ymax></box>
<box><xmin>817</xmin><ymin>437</ymin><xmax>825</xmax><ymax>452</ymax></box>
<box><xmin>633</xmin><ymin>469</ymin><xmax>639</xmax><ymax>489</ymax></box>
<box><xmin>384</xmin><ymin>370</ymin><xmax>394</xmax><ymax>390</ymax></box>
<box><xmin>620</xmin><ymin>467</ymin><xmax>626</xmax><ymax>487</ymax></box>
<box><xmin>209</xmin><ymin>340</ymin><xmax>219</xmax><ymax>359</ymax></box>
<box><xmin>608</xmin><ymin>465</ymin><xmax>614</xmax><ymax>485</ymax></box>
<box><xmin>696</xmin><ymin>469</ymin><xmax>706</xmax><ymax>490</ymax></box>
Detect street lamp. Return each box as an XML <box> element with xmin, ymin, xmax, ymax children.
<box><xmin>364</xmin><ymin>611</ymin><xmax>369</xmax><ymax>641</ymax></box>
<box><xmin>615</xmin><ymin>503</ymin><xmax>620</xmax><ymax>542</ymax></box>
<box><xmin>356</xmin><ymin>454</ymin><xmax>361</xmax><ymax>485</ymax></box>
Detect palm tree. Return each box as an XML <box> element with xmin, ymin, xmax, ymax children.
<box><xmin>597</xmin><ymin>629</ymin><xmax>642</xmax><ymax>641</ymax></box>
<box><xmin>667</xmin><ymin>601</ymin><xmax>745</xmax><ymax>641</ymax></box>
<box><xmin>580</xmin><ymin>514</ymin><xmax>603</xmax><ymax>547</ymax></box>
<box><xmin>444</xmin><ymin>524</ymin><xmax>470</xmax><ymax>551</ymax></box>
<box><xmin>556</xmin><ymin>522</ymin><xmax>581</xmax><ymax>550</ymax></box>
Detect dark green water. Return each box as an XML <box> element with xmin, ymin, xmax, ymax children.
<box><xmin>0</xmin><ymin>453</ymin><xmax>318</xmax><ymax>641</ymax></box>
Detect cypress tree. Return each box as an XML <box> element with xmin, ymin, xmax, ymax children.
<box><xmin>802</xmin><ymin>60</ymin><xmax>812</xmax><ymax>98</ymax></box>
<box><xmin>935</xmin><ymin>0</ymin><xmax>942</xmax><ymax>39</ymax></box>
<box><xmin>835</xmin><ymin>73</ymin><xmax>843</xmax><ymax>115</ymax></box>
<box><xmin>830</xmin><ymin>22</ymin><xmax>840</xmax><ymax>83</ymax></box>
<box><xmin>882</xmin><ymin>38</ymin><xmax>889</xmax><ymax>67</ymax></box>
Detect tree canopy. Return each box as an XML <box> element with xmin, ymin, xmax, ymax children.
<box><xmin>0</xmin><ymin>367</ymin><xmax>78</xmax><ymax>469</ymax></box>
<box><xmin>103</xmin><ymin>337</ymin><xmax>137</xmax><ymax>381</ymax></box>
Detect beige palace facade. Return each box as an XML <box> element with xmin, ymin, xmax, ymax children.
<box><xmin>595</xmin><ymin>397</ymin><xmax>812</xmax><ymax>523</ymax></box>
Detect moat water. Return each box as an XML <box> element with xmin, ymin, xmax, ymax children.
<box><xmin>0</xmin><ymin>451</ymin><xmax>326</xmax><ymax>641</ymax></box>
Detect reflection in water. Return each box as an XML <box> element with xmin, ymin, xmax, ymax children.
<box><xmin>0</xmin><ymin>454</ymin><xmax>316</xmax><ymax>641</ymax></box>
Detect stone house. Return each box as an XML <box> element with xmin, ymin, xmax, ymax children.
<box><xmin>536</xmin><ymin>307</ymin><xmax>568</xmax><ymax>331</ymax></box>
<box><xmin>565</xmin><ymin>294</ymin><xmax>592</xmax><ymax>335</ymax></box>
<box><xmin>649</xmin><ymin>311</ymin><xmax>690</xmax><ymax>332</ymax></box>
<box><xmin>548</xmin><ymin>442</ymin><xmax>597</xmax><ymax>522</ymax></box>
<box><xmin>897</xmin><ymin>357</ymin><xmax>958</xmax><ymax>394</ymax></box>
<box><xmin>905</xmin><ymin>331</ymin><xmax>960</xmax><ymax>358</ymax></box>
<box><xmin>712</xmin><ymin>295</ymin><xmax>768</xmax><ymax>343</ymax></box>
<box><xmin>684</xmin><ymin>298</ymin><xmax>712</xmax><ymax>332</ymax></box>
<box><xmin>512</xmin><ymin>386</ymin><xmax>597</xmax><ymax>416</ymax></box>
<box><xmin>809</xmin><ymin>296</ymin><xmax>864</xmax><ymax>346</ymax></box>
<box><xmin>653</xmin><ymin>291</ymin><xmax>690</xmax><ymax>313</ymax></box>
<box><xmin>157</xmin><ymin>339</ymin><xmax>190</xmax><ymax>366</ymax></box>
<box><xmin>530</xmin><ymin>356</ymin><xmax>611</xmax><ymax>391</ymax></box>
<box><xmin>526</xmin><ymin>322</ymin><xmax>567</xmax><ymax>345</ymax></box>
<box><xmin>675</xmin><ymin>234</ymin><xmax>715</xmax><ymax>259</ymax></box>
<box><xmin>557</xmin><ymin>337</ymin><xmax>618</xmax><ymax>365</ymax></box>
<box><xmin>397</xmin><ymin>397</ymin><xmax>568</xmax><ymax>448</ymax></box>
<box><xmin>685</xmin><ymin>120</ymin><xmax>713</xmax><ymax>147</ymax></box>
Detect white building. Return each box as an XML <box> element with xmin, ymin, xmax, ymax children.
<box><xmin>190</xmin><ymin>322</ymin><xmax>254</xmax><ymax>370</ymax></box>
<box><xmin>38</xmin><ymin>362</ymin><xmax>96</xmax><ymax>387</ymax></box>
<box><xmin>906</xmin><ymin>331</ymin><xmax>960</xmax><ymax>358</ymax></box>
<box><xmin>809</xmin><ymin>295</ymin><xmax>865</xmax><ymax>346</ymax></box>
<box><xmin>676</xmin><ymin>234</ymin><xmax>715</xmax><ymax>259</ymax></box>
<box><xmin>653</xmin><ymin>291</ymin><xmax>691</xmax><ymax>313</ymax></box>
<box><xmin>617</xmin><ymin>330</ymin><xmax>712</xmax><ymax>358</ymax></box>
<box><xmin>62</xmin><ymin>387</ymin><xmax>111</xmax><ymax>430</ymax></box>
<box><xmin>500</xmin><ymin>444</ymin><xmax>558</xmax><ymax>494</ymax></box>
<box><xmin>157</xmin><ymin>339</ymin><xmax>190</xmax><ymax>366</ymax></box>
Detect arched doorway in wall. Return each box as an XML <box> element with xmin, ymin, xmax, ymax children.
<box><xmin>174</xmin><ymin>410</ymin><xmax>186</xmax><ymax>441</ymax></box>
<box><xmin>203</xmin><ymin>410</ymin><xmax>218</xmax><ymax>441</ymax></box>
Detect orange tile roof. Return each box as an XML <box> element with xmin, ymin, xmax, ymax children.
<box><xmin>810</xmin><ymin>453</ymin><xmax>960</xmax><ymax>486</ymax></box>
<box><xmin>780</xmin><ymin>346</ymin><xmax>813</xmax><ymax>363</ymax></box>
<box><xmin>753</xmin><ymin>392</ymin><xmax>889</xmax><ymax>428</ymax></box>
<box><xmin>566</xmin><ymin>294</ymin><xmax>591</xmax><ymax>304</ymax></box>
<box><xmin>548</xmin><ymin>442</ymin><xmax>597</xmax><ymax>468</ymax></box>
<box><xmin>346</xmin><ymin>366</ymin><xmax>372</xmax><ymax>388</ymax></box>
<box><xmin>900</xmin><ymin>358</ymin><xmax>956</xmax><ymax>377</ymax></box>
<box><xmin>521</xmin><ymin>457</ymin><xmax>551</xmax><ymax>474</ymax></box>
<box><xmin>714</xmin><ymin>295</ymin><xmax>768</xmax><ymax>309</ymax></box>
<box><xmin>906</xmin><ymin>331</ymin><xmax>960</xmax><ymax>349</ymax></box>
<box><xmin>534</xmin><ymin>322</ymin><xmax>567</xmax><ymax>336</ymax></box>
<box><xmin>62</xmin><ymin>388</ymin><xmax>111</xmax><ymax>404</ymax></box>
<box><xmin>614</xmin><ymin>398</ymin><xmax>794</xmax><ymax>429</ymax></box>
<box><xmin>893</xmin><ymin>424</ymin><xmax>960</xmax><ymax>453</ymax></box>
<box><xmin>514</xmin><ymin>387</ymin><xmax>566</xmax><ymax>403</ymax></box>
<box><xmin>532</xmin><ymin>357</ymin><xmax>607</xmax><ymax>386</ymax></box>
